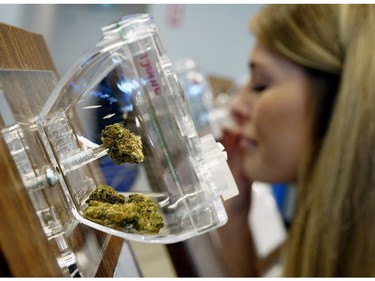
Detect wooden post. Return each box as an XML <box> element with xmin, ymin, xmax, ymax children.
<box><xmin>0</xmin><ymin>22</ymin><xmax>124</xmax><ymax>277</ymax></box>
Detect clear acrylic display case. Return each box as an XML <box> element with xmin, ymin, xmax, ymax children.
<box><xmin>174</xmin><ymin>58</ymin><xmax>215</xmax><ymax>137</ymax></box>
<box><xmin>1</xmin><ymin>13</ymin><xmax>238</xmax><ymax>245</ymax></box>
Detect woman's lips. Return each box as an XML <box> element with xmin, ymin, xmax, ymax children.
<box><xmin>240</xmin><ymin>137</ymin><xmax>258</xmax><ymax>149</ymax></box>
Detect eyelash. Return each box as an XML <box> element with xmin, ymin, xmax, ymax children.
<box><xmin>251</xmin><ymin>84</ymin><xmax>268</xmax><ymax>93</ymax></box>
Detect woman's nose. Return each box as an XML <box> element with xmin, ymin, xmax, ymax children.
<box><xmin>230</xmin><ymin>85</ymin><xmax>251</xmax><ymax>126</ymax></box>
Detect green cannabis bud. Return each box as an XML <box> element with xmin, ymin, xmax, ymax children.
<box><xmin>83</xmin><ymin>186</ymin><xmax>164</xmax><ymax>234</ymax></box>
<box><xmin>85</xmin><ymin>184</ymin><xmax>125</xmax><ymax>204</ymax></box>
<box><xmin>125</xmin><ymin>193</ymin><xmax>165</xmax><ymax>233</ymax></box>
<box><xmin>101</xmin><ymin>123</ymin><xmax>144</xmax><ymax>165</ymax></box>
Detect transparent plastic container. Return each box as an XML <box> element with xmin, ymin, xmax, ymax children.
<box><xmin>174</xmin><ymin>58</ymin><xmax>237</xmax><ymax>140</ymax></box>
<box><xmin>174</xmin><ymin>58</ymin><xmax>215</xmax><ymax>137</ymax></box>
<box><xmin>35</xmin><ymin>13</ymin><xmax>238</xmax><ymax>243</ymax></box>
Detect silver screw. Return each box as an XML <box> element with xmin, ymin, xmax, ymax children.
<box><xmin>46</xmin><ymin>168</ymin><xmax>58</xmax><ymax>186</ymax></box>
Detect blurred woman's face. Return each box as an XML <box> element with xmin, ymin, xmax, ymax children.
<box><xmin>230</xmin><ymin>41</ymin><xmax>313</xmax><ymax>183</ymax></box>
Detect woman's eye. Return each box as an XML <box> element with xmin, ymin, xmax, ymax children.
<box><xmin>252</xmin><ymin>85</ymin><xmax>268</xmax><ymax>93</ymax></box>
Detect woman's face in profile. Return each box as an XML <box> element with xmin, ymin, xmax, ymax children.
<box><xmin>231</xmin><ymin>41</ymin><xmax>313</xmax><ymax>183</ymax></box>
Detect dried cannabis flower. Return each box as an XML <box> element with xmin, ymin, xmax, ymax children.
<box><xmin>83</xmin><ymin>186</ymin><xmax>164</xmax><ymax>234</ymax></box>
<box><xmin>101</xmin><ymin>123</ymin><xmax>144</xmax><ymax>165</ymax></box>
<box><xmin>85</xmin><ymin>184</ymin><xmax>125</xmax><ymax>204</ymax></box>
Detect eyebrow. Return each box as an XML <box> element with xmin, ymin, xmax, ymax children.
<box><xmin>248</xmin><ymin>61</ymin><xmax>273</xmax><ymax>82</ymax></box>
<box><xmin>249</xmin><ymin>62</ymin><xmax>255</xmax><ymax>71</ymax></box>
<box><xmin>249</xmin><ymin>61</ymin><xmax>264</xmax><ymax>74</ymax></box>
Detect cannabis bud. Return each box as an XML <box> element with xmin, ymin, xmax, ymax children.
<box><xmin>85</xmin><ymin>184</ymin><xmax>125</xmax><ymax>204</ymax></box>
<box><xmin>101</xmin><ymin>123</ymin><xmax>144</xmax><ymax>165</ymax></box>
<box><xmin>83</xmin><ymin>185</ymin><xmax>164</xmax><ymax>234</ymax></box>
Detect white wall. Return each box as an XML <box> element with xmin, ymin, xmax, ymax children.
<box><xmin>148</xmin><ymin>4</ymin><xmax>264</xmax><ymax>84</ymax></box>
<box><xmin>0</xmin><ymin>4</ymin><xmax>147</xmax><ymax>75</ymax></box>
<box><xmin>0</xmin><ymin>4</ymin><xmax>264</xmax><ymax>83</ymax></box>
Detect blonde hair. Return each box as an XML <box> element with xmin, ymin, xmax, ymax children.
<box><xmin>251</xmin><ymin>4</ymin><xmax>375</xmax><ymax>276</ymax></box>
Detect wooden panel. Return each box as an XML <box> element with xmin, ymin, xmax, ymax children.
<box><xmin>0</xmin><ymin>130</ymin><xmax>62</xmax><ymax>276</ymax></box>
<box><xmin>0</xmin><ymin>22</ymin><xmax>123</xmax><ymax>277</ymax></box>
<box><xmin>0</xmin><ymin>23</ymin><xmax>56</xmax><ymax>72</ymax></box>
